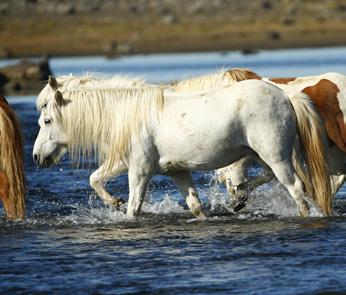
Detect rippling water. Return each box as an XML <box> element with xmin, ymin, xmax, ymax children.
<box><xmin>1</xmin><ymin>48</ymin><xmax>346</xmax><ymax>294</ymax></box>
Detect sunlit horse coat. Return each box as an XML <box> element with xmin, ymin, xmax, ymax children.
<box><xmin>173</xmin><ymin>69</ymin><xmax>346</xmax><ymax>212</ymax></box>
<box><xmin>33</xmin><ymin>75</ymin><xmax>330</xmax><ymax>217</ymax></box>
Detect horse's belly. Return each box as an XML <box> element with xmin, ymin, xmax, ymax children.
<box><xmin>156</xmin><ymin>125</ymin><xmax>251</xmax><ymax>172</ymax></box>
<box><xmin>158</xmin><ymin>146</ymin><xmax>252</xmax><ymax>173</ymax></box>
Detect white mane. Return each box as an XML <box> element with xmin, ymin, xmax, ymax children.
<box><xmin>171</xmin><ymin>68</ymin><xmax>261</xmax><ymax>91</ymax></box>
<box><xmin>44</xmin><ymin>87</ymin><xmax>164</xmax><ymax>176</ymax></box>
<box><xmin>37</xmin><ymin>73</ymin><xmax>149</xmax><ymax>109</ymax></box>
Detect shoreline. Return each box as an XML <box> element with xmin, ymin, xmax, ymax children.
<box><xmin>2</xmin><ymin>19</ymin><xmax>346</xmax><ymax>58</ymax></box>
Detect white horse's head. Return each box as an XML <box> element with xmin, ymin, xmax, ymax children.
<box><xmin>33</xmin><ymin>76</ymin><xmax>69</xmax><ymax>167</ymax></box>
<box><xmin>33</xmin><ymin>74</ymin><xmax>159</xmax><ymax>168</ymax></box>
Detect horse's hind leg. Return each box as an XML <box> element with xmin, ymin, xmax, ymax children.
<box><xmin>89</xmin><ymin>163</ymin><xmax>127</xmax><ymax>208</ymax></box>
<box><xmin>218</xmin><ymin>157</ymin><xmax>273</xmax><ymax>212</ymax></box>
<box><xmin>267</xmin><ymin>161</ymin><xmax>309</xmax><ymax>216</ymax></box>
<box><xmin>171</xmin><ymin>171</ymin><xmax>206</xmax><ymax>219</ymax></box>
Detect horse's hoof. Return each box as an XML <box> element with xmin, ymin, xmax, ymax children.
<box><xmin>117</xmin><ymin>198</ymin><xmax>125</xmax><ymax>205</ymax></box>
<box><xmin>233</xmin><ymin>195</ymin><xmax>248</xmax><ymax>212</ymax></box>
<box><xmin>233</xmin><ymin>201</ymin><xmax>246</xmax><ymax>212</ymax></box>
<box><xmin>111</xmin><ymin>198</ymin><xmax>126</xmax><ymax>209</ymax></box>
<box><xmin>196</xmin><ymin>211</ymin><xmax>207</xmax><ymax>220</ymax></box>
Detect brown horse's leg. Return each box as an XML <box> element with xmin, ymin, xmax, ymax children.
<box><xmin>0</xmin><ymin>172</ymin><xmax>11</xmax><ymax>218</ymax></box>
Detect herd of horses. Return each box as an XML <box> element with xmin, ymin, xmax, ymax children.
<box><xmin>1</xmin><ymin>68</ymin><xmax>345</xmax><ymax>220</ymax></box>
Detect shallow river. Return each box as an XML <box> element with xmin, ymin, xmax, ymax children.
<box><xmin>1</xmin><ymin>47</ymin><xmax>346</xmax><ymax>294</ymax></box>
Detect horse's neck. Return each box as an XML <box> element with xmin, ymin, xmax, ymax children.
<box><xmin>60</xmin><ymin>76</ymin><xmax>148</xmax><ymax>91</ymax></box>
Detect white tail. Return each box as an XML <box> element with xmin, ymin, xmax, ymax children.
<box><xmin>290</xmin><ymin>92</ymin><xmax>332</xmax><ymax>215</ymax></box>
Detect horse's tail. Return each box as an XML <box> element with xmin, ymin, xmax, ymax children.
<box><xmin>0</xmin><ymin>97</ymin><xmax>25</xmax><ymax>220</ymax></box>
<box><xmin>289</xmin><ymin>92</ymin><xmax>332</xmax><ymax>216</ymax></box>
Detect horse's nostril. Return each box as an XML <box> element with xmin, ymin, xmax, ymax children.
<box><xmin>33</xmin><ymin>154</ymin><xmax>38</xmax><ymax>163</ymax></box>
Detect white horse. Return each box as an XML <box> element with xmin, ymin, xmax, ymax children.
<box><xmin>174</xmin><ymin>69</ymin><xmax>346</xmax><ymax>211</ymax></box>
<box><xmin>33</xmin><ymin>75</ymin><xmax>331</xmax><ymax>218</ymax></box>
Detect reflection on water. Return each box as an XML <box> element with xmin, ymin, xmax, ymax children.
<box><xmin>1</xmin><ymin>47</ymin><xmax>346</xmax><ymax>294</ymax></box>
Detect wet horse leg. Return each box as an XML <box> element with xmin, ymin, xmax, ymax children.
<box><xmin>217</xmin><ymin>157</ymin><xmax>250</xmax><ymax>197</ymax></box>
<box><xmin>89</xmin><ymin>163</ymin><xmax>127</xmax><ymax>208</ymax></box>
<box><xmin>219</xmin><ymin>157</ymin><xmax>274</xmax><ymax>212</ymax></box>
<box><xmin>171</xmin><ymin>171</ymin><xmax>206</xmax><ymax>219</ymax></box>
<box><xmin>126</xmin><ymin>167</ymin><xmax>153</xmax><ymax>218</ymax></box>
<box><xmin>266</xmin><ymin>161</ymin><xmax>309</xmax><ymax>216</ymax></box>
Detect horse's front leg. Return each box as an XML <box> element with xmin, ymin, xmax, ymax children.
<box><xmin>89</xmin><ymin>163</ymin><xmax>127</xmax><ymax>208</ymax></box>
<box><xmin>126</xmin><ymin>167</ymin><xmax>153</xmax><ymax>219</ymax></box>
<box><xmin>171</xmin><ymin>171</ymin><xmax>206</xmax><ymax>219</ymax></box>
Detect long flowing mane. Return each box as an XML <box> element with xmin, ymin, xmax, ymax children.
<box><xmin>37</xmin><ymin>73</ymin><xmax>149</xmax><ymax>109</ymax></box>
<box><xmin>49</xmin><ymin>87</ymin><xmax>164</xmax><ymax>176</ymax></box>
<box><xmin>171</xmin><ymin>68</ymin><xmax>261</xmax><ymax>91</ymax></box>
<box><xmin>0</xmin><ymin>96</ymin><xmax>25</xmax><ymax>219</ymax></box>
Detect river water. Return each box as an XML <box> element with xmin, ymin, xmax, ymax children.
<box><xmin>1</xmin><ymin>47</ymin><xmax>346</xmax><ymax>294</ymax></box>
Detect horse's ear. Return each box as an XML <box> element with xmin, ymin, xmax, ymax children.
<box><xmin>48</xmin><ymin>75</ymin><xmax>58</xmax><ymax>90</ymax></box>
<box><xmin>55</xmin><ymin>90</ymin><xmax>65</xmax><ymax>106</ymax></box>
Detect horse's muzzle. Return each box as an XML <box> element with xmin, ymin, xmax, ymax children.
<box><xmin>33</xmin><ymin>154</ymin><xmax>53</xmax><ymax>167</ymax></box>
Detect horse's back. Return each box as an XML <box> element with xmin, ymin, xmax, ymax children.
<box><xmin>161</xmin><ymin>79</ymin><xmax>295</xmax><ymax>141</ymax></box>
<box><xmin>155</xmin><ymin>79</ymin><xmax>296</xmax><ymax>171</ymax></box>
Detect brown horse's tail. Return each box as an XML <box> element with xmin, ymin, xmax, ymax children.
<box><xmin>290</xmin><ymin>92</ymin><xmax>332</xmax><ymax>216</ymax></box>
<box><xmin>0</xmin><ymin>96</ymin><xmax>25</xmax><ymax>220</ymax></box>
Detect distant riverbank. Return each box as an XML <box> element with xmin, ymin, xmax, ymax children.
<box><xmin>1</xmin><ymin>0</ymin><xmax>346</xmax><ymax>58</ymax></box>
<box><xmin>2</xmin><ymin>19</ymin><xmax>346</xmax><ymax>58</ymax></box>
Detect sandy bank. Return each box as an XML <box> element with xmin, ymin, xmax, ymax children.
<box><xmin>1</xmin><ymin>0</ymin><xmax>346</xmax><ymax>57</ymax></box>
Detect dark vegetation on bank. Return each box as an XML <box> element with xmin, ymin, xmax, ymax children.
<box><xmin>0</xmin><ymin>59</ymin><xmax>52</xmax><ymax>95</ymax></box>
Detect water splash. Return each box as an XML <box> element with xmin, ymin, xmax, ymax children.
<box><xmin>142</xmin><ymin>194</ymin><xmax>186</xmax><ymax>214</ymax></box>
<box><xmin>57</xmin><ymin>194</ymin><xmax>186</xmax><ymax>225</ymax></box>
<box><xmin>246</xmin><ymin>181</ymin><xmax>323</xmax><ymax>218</ymax></box>
<box><xmin>61</xmin><ymin>204</ymin><xmax>127</xmax><ymax>225</ymax></box>
<box><xmin>202</xmin><ymin>175</ymin><xmax>325</xmax><ymax>218</ymax></box>
<box><xmin>1</xmin><ymin>175</ymin><xmax>331</xmax><ymax>227</ymax></box>
<box><xmin>201</xmin><ymin>181</ymin><xmax>233</xmax><ymax>214</ymax></box>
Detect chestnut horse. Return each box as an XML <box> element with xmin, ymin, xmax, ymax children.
<box><xmin>0</xmin><ymin>95</ymin><xmax>25</xmax><ymax>220</ymax></box>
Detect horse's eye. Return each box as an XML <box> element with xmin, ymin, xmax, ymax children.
<box><xmin>44</xmin><ymin>119</ymin><xmax>51</xmax><ymax>125</ymax></box>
